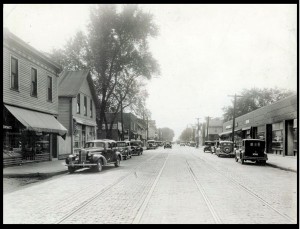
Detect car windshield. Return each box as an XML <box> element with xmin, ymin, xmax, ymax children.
<box><xmin>85</xmin><ymin>142</ymin><xmax>105</xmax><ymax>148</ymax></box>
<box><xmin>117</xmin><ymin>142</ymin><xmax>126</xmax><ymax>147</ymax></box>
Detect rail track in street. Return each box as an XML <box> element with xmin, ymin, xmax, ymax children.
<box><xmin>189</xmin><ymin>150</ymin><xmax>296</xmax><ymax>224</ymax></box>
<box><xmin>55</xmin><ymin>152</ymin><xmax>163</xmax><ymax>224</ymax></box>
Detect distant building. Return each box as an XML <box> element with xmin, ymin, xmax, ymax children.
<box><xmin>201</xmin><ymin>117</ymin><xmax>223</xmax><ymax>145</ymax></box>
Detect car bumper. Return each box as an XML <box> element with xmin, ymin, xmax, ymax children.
<box><xmin>66</xmin><ymin>163</ymin><xmax>96</xmax><ymax>167</ymax></box>
<box><xmin>243</xmin><ymin>156</ymin><xmax>268</xmax><ymax>161</ymax></box>
<box><xmin>218</xmin><ymin>152</ymin><xmax>235</xmax><ymax>156</ymax></box>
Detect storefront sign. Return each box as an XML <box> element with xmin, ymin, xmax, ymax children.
<box><xmin>3</xmin><ymin>125</ymin><xmax>12</xmax><ymax>129</ymax></box>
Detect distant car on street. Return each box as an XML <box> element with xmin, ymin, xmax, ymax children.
<box><xmin>216</xmin><ymin>141</ymin><xmax>234</xmax><ymax>157</ymax></box>
<box><xmin>117</xmin><ymin>141</ymin><xmax>132</xmax><ymax>160</ymax></box>
<box><xmin>180</xmin><ymin>142</ymin><xmax>185</xmax><ymax>146</ymax></box>
<box><xmin>235</xmin><ymin>139</ymin><xmax>268</xmax><ymax>165</ymax></box>
<box><xmin>130</xmin><ymin>140</ymin><xmax>143</xmax><ymax>156</ymax></box>
<box><xmin>147</xmin><ymin>140</ymin><xmax>156</xmax><ymax>150</ymax></box>
<box><xmin>203</xmin><ymin>141</ymin><xmax>214</xmax><ymax>152</ymax></box>
<box><xmin>189</xmin><ymin>141</ymin><xmax>196</xmax><ymax>147</ymax></box>
<box><xmin>164</xmin><ymin>141</ymin><xmax>172</xmax><ymax>149</ymax></box>
<box><xmin>65</xmin><ymin>139</ymin><xmax>122</xmax><ymax>173</ymax></box>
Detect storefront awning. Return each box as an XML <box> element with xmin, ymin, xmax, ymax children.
<box><xmin>5</xmin><ymin>105</ymin><xmax>68</xmax><ymax>137</ymax></box>
<box><xmin>74</xmin><ymin>117</ymin><xmax>97</xmax><ymax>126</ymax></box>
<box><xmin>219</xmin><ymin>131</ymin><xmax>232</xmax><ymax>136</ymax></box>
<box><xmin>242</xmin><ymin>126</ymin><xmax>251</xmax><ymax>131</ymax></box>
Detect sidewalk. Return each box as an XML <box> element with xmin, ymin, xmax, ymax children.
<box><xmin>3</xmin><ymin>159</ymin><xmax>68</xmax><ymax>178</ymax></box>
<box><xmin>266</xmin><ymin>154</ymin><xmax>297</xmax><ymax>173</ymax></box>
<box><xmin>2</xmin><ymin>153</ymin><xmax>297</xmax><ymax>178</ymax></box>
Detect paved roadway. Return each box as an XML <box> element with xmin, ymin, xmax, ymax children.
<box><xmin>3</xmin><ymin>145</ymin><xmax>297</xmax><ymax>224</ymax></box>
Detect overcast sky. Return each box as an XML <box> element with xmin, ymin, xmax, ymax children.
<box><xmin>4</xmin><ymin>4</ymin><xmax>297</xmax><ymax>140</ymax></box>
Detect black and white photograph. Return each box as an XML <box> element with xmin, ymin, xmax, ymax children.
<box><xmin>3</xmin><ymin>3</ymin><xmax>298</xmax><ymax>224</ymax></box>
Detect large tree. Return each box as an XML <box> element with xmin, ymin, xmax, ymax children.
<box><xmin>51</xmin><ymin>4</ymin><xmax>160</xmax><ymax>138</ymax></box>
<box><xmin>158</xmin><ymin>127</ymin><xmax>175</xmax><ymax>141</ymax></box>
<box><xmin>179</xmin><ymin>127</ymin><xmax>194</xmax><ymax>142</ymax></box>
<box><xmin>222</xmin><ymin>87</ymin><xmax>295</xmax><ymax>122</ymax></box>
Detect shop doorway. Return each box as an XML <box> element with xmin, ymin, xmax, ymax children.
<box><xmin>52</xmin><ymin>135</ymin><xmax>58</xmax><ymax>159</ymax></box>
<box><xmin>285</xmin><ymin>120</ymin><xmax>294</xmax><ymax>156</ymax></box>
<box><xmin>266</xmin><ymin>124</ymin><xmax>272</xmax><ymax>153</ymax></box>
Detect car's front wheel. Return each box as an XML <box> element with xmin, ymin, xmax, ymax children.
<box><xmin>94</xmin><ymin>160</ymin><xmax>102</xmax><ymax>172</ymax></box>
<box><xmin>115</xmin><ymin>157</ymin><xmax>120</xmax><ymax>167</ymax></box>
<box><xmin>241</xmin><ymin>159</ymin><xmax>244</xmax><ymax>164</ymax></box>
<box><xmin>68</xmin><ymin>166</ymin><xmax>76</xmax><ymax>174</ymax></box>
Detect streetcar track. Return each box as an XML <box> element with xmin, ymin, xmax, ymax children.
<box><xmin>185</xmin><ymin>159</ymin><xmax>222</xmax><ymax>224</ymax></box>
<box><xmin>189</xmin><ymin>151</ymin><xmax>296</xmax><ymax>223</ymax></box>
<box><xmin>132</xmin><ymin>153</ymin><xmax>169</xmax><ymax>224</ymax></box>
<box><xmin>55</xmin><ymin>152</ymin><xmax>163</xmax><ymax>224</ymax></box>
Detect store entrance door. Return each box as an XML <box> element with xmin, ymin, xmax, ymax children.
<box><xmin>52</xmin><ymin>135</ymin><xmax>58</xmax><ymax>159</ymax></box>
<box><xmin>266</xmin><ymin>124</ymin><xmax>272</xmax><ymax>154</ymax></box>
<box><xmin>285</xmin><ymin>120</ymin><xmax>294</xmax><ymax>156</ymax></box>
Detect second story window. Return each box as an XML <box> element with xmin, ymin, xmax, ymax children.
<box><xmin>84</xmin><ymin>96</ymin><xmax>87</xmax><ymax>116</ymax></box>
<box><xmin>47</xmin><ymin>76</ymin><xmax>52</xmax><ymax>102</ymax></box>
<box><xmin>77</xmin><ymin>94</ymin><xmax>80</xmax><ymax>114</ymax></box>
<box><xmin>90</xmin><ymin>99</ymin><xmax>93</xmax><ymax>118</ymax></box>
<box><xmin>31</xmin><ymin>68</ymin><xmax>37</xmax><ymax>97</ymax></box>
<box><xmin>11</xmin><ymin>57</ymin><xmax>18</xmax><ymax>90</ymax></box>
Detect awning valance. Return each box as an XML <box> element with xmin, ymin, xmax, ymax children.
<box><xmin>219</xmin><ymin>131</ymin><xmax>232</xmax><ymax>136</ymax></box>
<box><xmin>5</xmin><ymin>105</ymin><xmax>67</xmax><ymax>137</ymax></box>
<box><xmin>242</xmin><ymin>126</ymin><xmax>251</xmax><ymax>131</ymax></box>
<box><xmin>74</xmin><ymin>117</ymin><xmax>97</xmax><ymax>126</ymax></box>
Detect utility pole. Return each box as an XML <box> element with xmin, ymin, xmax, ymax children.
<box><xmin>206</xmin><ymin>116</ymin><xmax>210</xmax><ymax>141</ymax></box>
<box><xmin>228</xmin><ymin>94</ymin><xmax>243</xmax><ymax>145</ymax></box>
<box><xmin>196</xmin><ymin>118</ymin><xmax>200</xmax><ymax>148</ymax></box>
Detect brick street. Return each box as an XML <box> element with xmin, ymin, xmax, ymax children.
<box><xmin>3</xmin><ymin>145</ymin><xmax>297</xmax><ymax>224</ymax></box>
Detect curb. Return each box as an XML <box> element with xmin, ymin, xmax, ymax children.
<box><xmin>266</xmin><ymin>163</ymin><xmax>297</xmax><ymax>173</ymax></box>
<box><xmin>3</xmin><ymin>170</ymin><xmax>68</xmax><ymax>178</ymax></box>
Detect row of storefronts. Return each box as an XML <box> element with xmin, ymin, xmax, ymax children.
<box><xmin>220</xmin><ymin>94</ymin><xmax>297</xmax><ymax>156</ymax></box>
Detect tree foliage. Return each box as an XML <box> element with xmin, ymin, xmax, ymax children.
<box><xmin>222</xmin><ymin>87</ymin><xmax>295</xmax><ymax>122</ymax></box>
<box><xmin>158</xmin><ymin>127</ymin><xmax>175</xmax><ymax>141</ymax></box>
<box><xmin>50</xmin><ymin>4</ymin><xmax>160</xmax><ymax>138</ymax></box>
<box><xmin>179</xmin><ymin>127</ymin><xmax>194</xmax><ymax>142</ymax></box>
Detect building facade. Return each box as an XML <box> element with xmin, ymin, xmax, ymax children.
<box><xmin>57</xmin><ymin>70</ymin><xmax>98</xmax><ymax>158</ymax></box>
<box><xmin>3</xmin><ymin>29</ymin><xmax>67</xmax><ymax>166</ymax></box>
<box><xmin>98</xmin><ymin>112</ymin><xmax>147</xmax><ymax>145</ymax></box>
<box><xmin>201</xmin><ymin>117</ymin><xmax>223</xmax><ymax>145</ymax></box>
<box><xmin>220</xmin><ymin>94</ymin><xmax>297</xmax><ymax>156</ymax></box>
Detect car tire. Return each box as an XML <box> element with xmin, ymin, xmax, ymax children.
<box><xmin>115</xmin><ymin>157</ymin><xmax>120</xmax><ymax>167</ymax></box>
<box><xmin>217</xmin><ymin>154</ymin><xmax>220</xmax><ymax>157</ymax></box>
<box><xmin>261</xmin><ymin>160</ymin><xmax>266</xmax><ymax>166</ymax></box>
<box><xmin>94</xmin><ymin>160</ymin><xmax>102</xmax><ymax>172</ymax></box>
<box><xmin>68</xmin><ymin>166</ymin><xmax>76</xmax><ymax>174</ymax></box>
<box><xmin>241</xmin><ymin>159</ymin><xmax>244</xmax><ymax>164</ymax></box>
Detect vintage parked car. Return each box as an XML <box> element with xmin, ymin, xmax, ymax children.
<box><xmin>146</xmin><ymin>140</ymin><xmax>156</xmax><ymax>150</ymax></box>
<box><xmin>65</xmin><ymin>139</ymin><xmax>122</xmax><ymax>173</ymax></box>
<box><xmin>117</xmin><ymin>141</ymin><xmax>132</xmax><ymax>160</ymax></box>
<box><xmin>164</xmin><ymin>141</ymin><xmax>172</xmax><ymax>149</ymax></box>
<box><xmin>180</xmin><ymin>142</ymin><xmax>185</xmax><ymax>146</ymax></box>
<box><xmin>130</xmin><ymin>140</ymin><xmax>143</xmax><ymax>155</ymax></box>
<box><xmin>189</xmin><ymin>141</ymin><xmax>196</xmax><ymax>147</ymax></box>
<box><xmin>235</xmin><ymin>139</ymin><xmax>268</xmax><ymax>165</ymax></box>
<box><xmin>203</xmin><ymin>141</ymin><xmax>214</xmax><ymax>152</ymax></box>
<box><xmin>216</xmin><ymin>141</ymin><xmax>234</xmax><ymax>157</ymax></box>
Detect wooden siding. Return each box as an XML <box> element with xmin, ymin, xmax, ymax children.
<box><xmin>58</xmin><ymin>97</ymin><xmax>71</xmax><ymax>135</ymax></box>
<box><xmin>58</xmin><ymin>135</ymin><xmax>72</xmax><ymax>157</ymax></box>
<box><xmin>72</xmin><ymin>77</ymin><xmax>97</xmax><ymax>124</ymax></box>
<box><xmin>3</xmin><ymin>46</ymin><xmax>59</xmax><ymax>115</ymax></box>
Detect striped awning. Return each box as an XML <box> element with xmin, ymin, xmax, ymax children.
<box><xmin>5</xmin><ymin>105</ymin><xmax>67</xmax><ymax>137</ymax></box>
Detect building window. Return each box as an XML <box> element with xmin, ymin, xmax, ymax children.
<box><xmin>84</xmin><ymin>96</ymin><xmax>87</xmax><ymax>116</ymax></box>
<box><xmin>77</xmin><ymin>94</ymin><xmax>80</xmax><ymax>114</ymax></box>
<box><xmin>31</xmin><ymin>68</ymin><xmax>37</xmax><ymax>97</ymax></box>
<box><xmin>90</xmin><ymin>99</ymin><xmax>93</xmax><ymax>118</ymax></box>
<box><xmin>272</xmin><ymin>122</ymin><xmax>283</xmax><ymax>154</ymax></box>
<box><xmin>47</xmin><ymin>76</ymin><xmax>52</xmax><ymax>102</ymax></box>
<box><xmin>11</xmin><ymin>57</ymin><xmax>19</xmax><ymax>90</ymax></box>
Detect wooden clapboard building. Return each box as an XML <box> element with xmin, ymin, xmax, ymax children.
<box><xmin>3</xmin><ymin>29</ymin><xmax>68</xmax><ymax>166</ymax></box>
